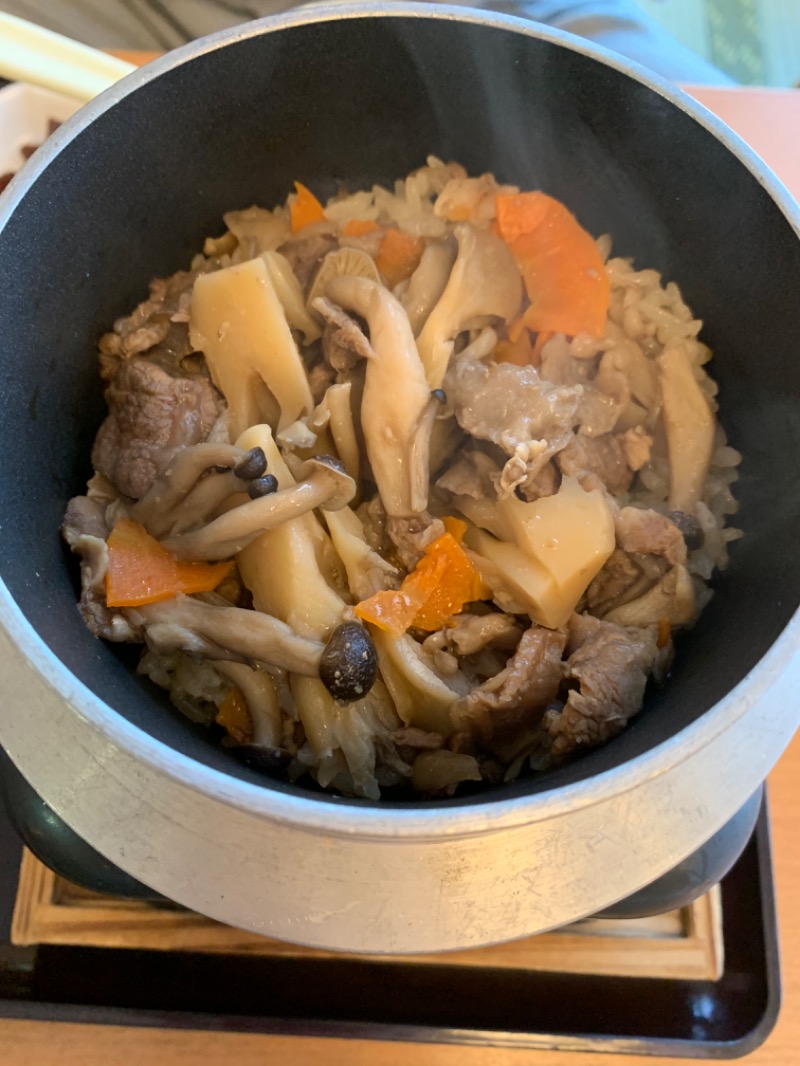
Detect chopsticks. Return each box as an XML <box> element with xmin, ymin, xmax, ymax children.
<box><xmin>0</xmin><ymin>13</ymin><xmax>134</xmax><ymax>102</ymax></box>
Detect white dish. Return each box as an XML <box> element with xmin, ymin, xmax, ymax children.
<box><xmin>0</xmin><ymin>82</ymin><xmax>79</xmax><ymax>177</ymax></box>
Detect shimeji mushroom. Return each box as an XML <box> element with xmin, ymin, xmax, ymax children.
<box><xmin>401</xmin><ymin>238</ymin><xmax>457</xmax><ymax>335</ymax></box>
<box><xmin>214</xmin><ymin>661</ymin><xmax>290</xmax><ymax>774</ymax></box>
<box><xmin>319</xmin><ymin>621</ymin><xmax>379</xmax><ymax>704</ymax></box>
<box><xmin>132</xmin><ymin>595</ymin><xmax>327</xmax><ymax>676</ymax></box>
<box><xmin>415</xmin><ymin>224</ymin><xmax>523</xmax><ymax>389</ymax></box>
<box><xmin>132</xmin><ymin>444</ymin><xmax>269</xmax><ymax>538</ymax></box>
<box><xmin>159</xmin><ymin>455</ymin><xmax>355</xmax><ymax>561</ymax></box>
<box><xmin>231</xmin><ymin>424</ymin><xmax>389</xmax><ymax>795</ymax></box>
<box><xmin>305</xmin><ymin>247</ymin><xmax>380</xmax><ymax>321</ymax></box>
<box><xmin>658</xmin><ymin>344</ymin><xmax>714</xmax><ymax>512</ymax></box>
<box><xmin>132</xmin><ymin>442</ymin><xmax>261</xmax><ymax>535</ymax></box>
<box><xmin>324</xmin><ymin>505</ymin><xmax>459</xmax><ymax>735</ymax></box>
<box><xmin>324</xmin><ymin>274</ymin><xmax>436</xmax><ymax>516</ymax></box>
<box><xmin>131</xmin><ymin>595</ymin><xmax>377</xmax><ymax>710</ymax></box>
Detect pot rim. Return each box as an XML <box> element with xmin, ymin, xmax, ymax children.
<box><xmin>1</xmin><ymin>2</ymin><xmax>798</xmax><ymax>841</ymax></box>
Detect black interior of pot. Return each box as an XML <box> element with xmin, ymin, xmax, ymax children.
<box><xmin>0</xmin><ymin>13</ymin><xmax>797</xmax><ymax>807</ymax></box>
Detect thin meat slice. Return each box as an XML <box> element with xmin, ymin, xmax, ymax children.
<box><xmin>615</xmin><ymin>506</ymin><xmax>687</xmax><ymax>566</ymax></box>
<box><xmin>62</xmin><ymin>481</ymin><xmax>141</xmax><ymax>643</ymax></box>
<box><xmin>452</xmin><ymin>625</ymin><xmax>566</xmax><ymax>744</ymax></box>
<box><xmin>445</xmin><ymin>356</ymin><xmax>581</xmax><ymax>466</ymax></box>
<box><xmin>280</xmin><ymin>233</ymin><xmax>337</xmax><ymax>288</ymax></box>
<box><xmin>92</xmin><ymin>358</ymin><xmax>221</xmax><ymax>499</ymax></box>
<box><xmin>386</xmin><ymin>513</ymin><xmax>445</xmax><ymax>571</ymax></box>
<box><xmin>557</xmin><ymin>433</ymin><xmax>633</xmax><ymax>494</ymax></box>
<box><xmin>97</xmin><ymin>269</ymin><xmax>204</xmax><ymax>381</ymax></box>
<box><xmin>544</xmin><ymin>614</ymin><xmax>658</xmax><ymax>756</ymax></box>
<box><xmin>443</xmin><ymin>612</ymin><xmax>523</xmax><ymax>657</ymax></box>
<box><xmin>585</xmin><ymin>548</ymin><xmax>667</xmax><ymax>617</ymax></box>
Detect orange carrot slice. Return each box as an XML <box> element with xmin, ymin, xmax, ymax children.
<box><xmin>353</xmin><ymin>587</ymin><xmax>425</xmax><ymax>635</ymax></box>
<box><xmin>216</xmin><ymin>688</ymin><xmax>253</xmax><ymax>744</ymax></box>
<box><xmin>495</xmin><ymin>191</ymin><xmax>610</xmax><ymax>339</ymax></box>
<box><xmin>375</xmin><ymin>228</ymin><xmax>424</xmax><ymax>288</ymax></box>
<box><xmin>176</xmin><ymin>558</ymin><xmax>235</xmax><ymax>596</ymax></box>
<box><xmin>105</xmin><ymin>519</ymin><xmax>233</xmax><ymax>607</ymax></box>
<box><xmin>290</xmin><ymin>181</ymin><xmax>326</xmax><ymax>233</ymax></box>
<box><xmin>410</xmin><ymin>534</ymin><xmax>481</xmax><ymax>632</ymax></box>
<box><xmin>495</xmin><ymin>329</ymin><xmax>536</xmax><ymax>367</ymax></box>
<box><xmin>354</xmin><ymin>529</ymin><xmax>487</xmax><ymax>635</ymax></box>
<box><xmin>342</xmin><ymin>218</ymin><xmax>380</xmax><ymax>237</ymax></box>
<box><xmin>442</xmin><ymin>516</ymin><xmax>468</xmax><ymax>543</ymax></box>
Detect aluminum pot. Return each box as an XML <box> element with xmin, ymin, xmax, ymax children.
<box><xmin>0</xmin><ymin>4</ymin><xmax>798</xmax><ymax>954</ymax></box>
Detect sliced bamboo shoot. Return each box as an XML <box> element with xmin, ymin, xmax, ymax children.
<box><xmin>190</xmin><ymin>257</ymin><xmax>313</xmax><ymax>438</ymax></box>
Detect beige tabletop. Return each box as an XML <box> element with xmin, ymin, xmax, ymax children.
<box><xmin>2</xmin><ymin>74</ymin><xmax>800</xmax><ymax>1066</ymax></box>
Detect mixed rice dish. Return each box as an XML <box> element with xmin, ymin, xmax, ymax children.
<box><xmin>63</xmin><ymin>159</ymin><xmax>741</xmax><ymax>799</ymax></box>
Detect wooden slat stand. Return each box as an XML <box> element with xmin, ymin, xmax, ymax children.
<box><xmin>11</xmin><ymin>848</ymin><xmax>724</xmax><ymax>981</ymax></box>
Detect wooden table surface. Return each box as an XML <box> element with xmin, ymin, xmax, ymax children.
<box><xmin>2</xmin><ymin>74</ymin><xmax>799</xmax><ymax>1065</ymax></box>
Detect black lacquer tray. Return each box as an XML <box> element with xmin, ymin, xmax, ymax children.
<box><xmin>0</xmin><ymin>772</ymin><xmax>780</xmax><ymax>1059</ymax></box>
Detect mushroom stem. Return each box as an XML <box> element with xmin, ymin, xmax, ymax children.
<box><xmin>166</xmin><ymin>470</ymin><xmax>244</xmax><ymax>535</ymax></box>
<box><xmin>215</xmin><ymin>661</ymin><xmax>283</xmax><ymax>749</ymax></box>
<box><xmin>131</xmin><ymin>443</ymin><xmax>253</xmax><ymax>537</ymax></box>
<box><xmin>416</xmin><ymin>224</ymin><xmax>523</xmax><ymax>389</ymax></box>
<box><xmin>325</xmin><ymin>275</ymin><xmax>433</xmax><ymax>517</ymax></box>
<box><xmin>160</xmin><ymin>455</ymin><xmax>356</xmax><ymax>560</ymax></box>
<box><xmin>132</xmin><ymin>596</ymin><xmax>325</xmax><ymax>675</ymax></box>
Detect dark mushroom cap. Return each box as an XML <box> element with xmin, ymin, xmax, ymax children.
<box><xmin>234</xmin><ymin>744</ymin><xmax>293</xmax><ymax>778</ymax></box>
<box><xmin>319</xmin><ymin>621</ymin><xmax>378</xmax><ymax>703</ymax></box>
<box><xmin>666</xmin><ymin>510</ymin><xmax>704</xmax><ymax>552</ymax></box>
<box><xmin>234</xmin><ymin>446</ymin><xmax>268</xmax><ymax>482</ymax></box>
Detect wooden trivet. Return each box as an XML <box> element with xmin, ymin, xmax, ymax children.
<box><xmin>11</xmin><ymin>847</ymin><xmax>723</xmax><ymax>980</ymax></box>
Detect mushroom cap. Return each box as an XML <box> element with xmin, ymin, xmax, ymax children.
<box><xmin>301</xmin><ymin>454</ymin><xmax>356</xmax><ymax>510</ymax></box>
<box><xmin>307</xmin><ymin>246</ymin><xmax>381</xmax><ymax>320</ymax></box>
<box><xmin>319</xmin><ymin>621</ymin><xmax>379</xmax><ymax>703</ymax></box>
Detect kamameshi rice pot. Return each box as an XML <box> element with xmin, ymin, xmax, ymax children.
<box><xmin>0</xmin><ymin>8</ymin><xmax>797</xmax><ymax>951</ymax></box>
<box><xmin>63</xmin><ymin>160</ymin><xmax>741</xmax><ymax>802</ymax></box>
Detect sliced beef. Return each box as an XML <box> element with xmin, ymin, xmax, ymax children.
<box><xmin>445</xmin><ymin>356</ymin><xmax>580</xmax><ymax>494</ymax></box>
<box><xmin>585</xmin><ymin>548</ymin><xmax>667</xmax><ymax>617</ymax></box>
<box><xmin>386</xmin><ymin>513</ymin><xmax>445</xmax><ymax>572</ymax></box>
<box><xmin>442</xmin><ymin>612</ymin><xmax>523</xmax><ymax>656</ymax></box>
<box><xmin>357</xmin><ymin>494</ymin><xmax>391</xmax><ymax>555</ymax></box>
<box><xmin>543</xmin><ymin>613</ymin><xmax>658</xmax><ymax>756</ymax></box>
<box><xmin>615</xmin><ymin>506</ymin><xmax>687</xmax><ymax>566</ymax></box>
<box><xmin>445</xmin><ymin>356</ymin><xmax>581</xmax><ymax>460</ymax></box>
<box><xmin>92</xmin><ymin>357</ymin><xmax>221</xmax><ymax>500</ymax></box>
<box><xmin>439</xmin><ymin>444</ymin><xmax>557</xmax><ymax>506</ymax></box>
<box><xmin>280</xmin><ymin>232</ymin><xmax>337</xmax><ymax>288</ymax></box>
<box><xmin>452</xmin><ymin>625</ymin><xmax>567</xmax><ymax>745</ymax></box>
<box><xmin>540</xmin><ymin>338</ymin><xmax>595</xmax><ymax>386</ymax></box>
<box><xmin>62</xmin><ymin>483</ymin><xmax>112</xmax><ymax>544</ymax></box>
<box><xmin>502</xmin><ymin>458</ymin><xmax>559</xmax><ymax>502</ymax></box>
<box><xmin>557</xmin><ymin>432</ymin><xmax>633</xmax><ymax>494</ymax></box>
<box><xmin>307</xmin><ymin>359</ymin><xmax>336</xmax><ymax>404</ymax></box>
<box><xmin>62</xmin><ymin>486</ymin><xmax>141</xmax><ymax>643</ymax></box>
<box><xmin>436</xmin><ymin>449</ymin><xmax>498</xmax><ymax>500</ymax></box>
<box><xmin>392</xmin><ymin>727</ymin><xmax>445</xmax><ymax>750</ymax></box>
<box><xmin>617</xmin><ymin>426</ymin><xmax>653</xmax><ymax>471</ymax></box>
<box><xmin>98</xmin><ymin>269</ymin><xmax>203</xmax><ymax>382</ymax></box>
